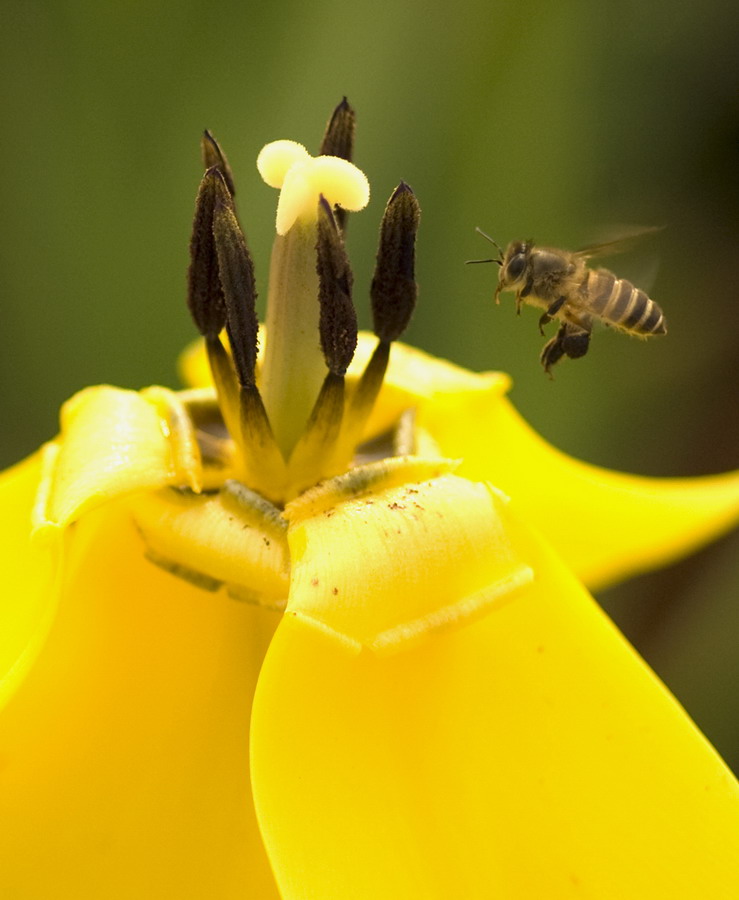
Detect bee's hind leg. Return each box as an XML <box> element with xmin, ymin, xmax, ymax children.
<box><xmin>561</xmin><ymin>325</ymin><xmax>590</xmax><ymax>359</ymax></box>
<box><xmin>540</xmin><ymin>323</ymin><xmax>591</xmax><ymax>378</ymax></box>
<box><xmin>540</xmin><ymin>324</ymin><xmax>568</xmax><ymax>378</ymax></box>
<box><xmin>538</xmin><ymin>295</ymin><xmax>567</xmax><ymax>335</ymax></box>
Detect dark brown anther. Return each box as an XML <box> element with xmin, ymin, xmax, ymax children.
<box><xmin>201</xmin><ymin>130</ymin><xmax>236</xmax><ymax>197</ymax></box>
<box><xmin>370</xmin><ymin>182</ymin><xmax>420</xmax><ymax>343</ymax></box>
<box><xmin>187</xmin><ymin>167</ymin><xmax>226</xmax><ymax>337</ymax></box>
<box><xmin>319</xmin><ymin>97</ymin><xmax>356</xmax><ymax>162</ymax></box>
<box><xmin>320</xmin><ymin>97</ymin><xmax>356</xmax><ymax>232</ymax></box>
<box><xmin>211</xmin><ymin>172</ymin><xmax>259</xmax><ymax>389</ymax></box>
<box><xmin>315</xmin><ymin>195</ymin><xmax>358</xmax><ymax>376</ymax></box>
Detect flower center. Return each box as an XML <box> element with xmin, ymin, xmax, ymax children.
<box><xmin>186</xmin><ymin>99</ymin><xmax>420</xmax><ymax>505</ymax></box>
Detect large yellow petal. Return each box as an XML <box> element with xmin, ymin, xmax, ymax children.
<box><xmin>0</xmin><ymin>455</ymin><xmax>61</xmax><ymax>708</ymax></box>
<box><xmin>283</xmin><ymin>460</ymin><xmax>533</xmax><ymax>653</ymax></box>
<box><xmin>418</xmin><ymin>380</ymin><xmax>739</xmax><ymax>589</ymax></box>
<box><xmin>36</xmin><ymin>385</ymin><xmax>200</xmax><ymax>532</ymax></box>
<box><xmin>128</xmin><ymin>483</ymin><xmax>290</xmax><ymax>608</ymax></box>
<box><xmin>0</xmin><ymin>499</ymin><xmax>280</xmax><ymax>899</ymax></box>
<box><xmin>251</xmin><ymin>470</ymin><xmax>739</xmax><ymax>900</ymax></box>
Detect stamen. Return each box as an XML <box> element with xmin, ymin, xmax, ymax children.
<box><xmin>187</xmin><ymin>169</ymin><xmax>242</xmax><ymax>461</ymax></box>
<box><xmin>188</xmin><ymin>165</ymin><xmax>286</xmax><ymax>500</ymax></box>
<box><xmin>357</xmin><ymin>181</ymin><xmax>420</xmax><ymax>423</ymax></box>
<box><xmin>370</xmin><ymin>181</ymin><xmax>420</xmax><ymax>343</ymax></box>
<box><xmin>210</xmin><ymin>172</ymin><xmax>287</xmax><ymax>497</ymax></box>
<box><xmin>238</xmin><ymin>384</ymin><xmax>288</xmax><ymax>501</ymax></box>
<box><xmin>319</xmin><ymin>97</ymin><xmax>356</xmax><ymax>231</ymax></box>
<box><xmin>203</xmin><ymin>334</ymin><xmax>242</xmax><ymax>475</ymax></box>
<box><xmin>346</xmin><ymin>340</ymin><xmax>390</xmax><ymax>432</ymax></box>
<box><xmin>187</xmin><ymin>168</ymin><xmax>226</xmax><ymax>339</ymax></box>
<box><xmin>211</xmin><ymin>173</ymin><xmax>259</xmax><ymax>389</ymax></box>
<box><xmin>201</xmin><ymin>130</ymin><xmax>236</xmax><ymax>198</ymax></box>
<box><xmin>333</xmin><ymin>183</ymin><xmax>420</xmax><ymax>469</ymax></box>
<box><xmin>319</xmin><ymin>97</ymin><xmax>356</xmax><ymax>161</ymax></box>
<box><xmin>315</xmin><ymin>196</ymin><xmax>357</xmax><ymax>377</ymax></box>
<box><xmin>286</xmin><ymin>372</ymin><xmax>345</xmax><ymax>496</ymax></box>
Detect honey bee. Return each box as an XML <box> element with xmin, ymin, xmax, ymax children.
<box><xmin>468</xmin><ymin>228</ymin><xmax>667</xmax><ymax>375</ymax></box>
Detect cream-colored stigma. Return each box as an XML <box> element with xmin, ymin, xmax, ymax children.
<box><xmin>257</xmin><ymin>139</ymin><xmax>370</xmax><ymax>235</ymax></box>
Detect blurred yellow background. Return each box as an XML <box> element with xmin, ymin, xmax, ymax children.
<box><xmin>1</xmin><ymin>0</ymin><xmax>737</xmax><ymax>766</ymax></box>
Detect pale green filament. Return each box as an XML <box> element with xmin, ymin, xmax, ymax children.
<box><xmin>259</xmin><ymin>224</ymin><xmax>329</xmax><ymax>458</ymax></box>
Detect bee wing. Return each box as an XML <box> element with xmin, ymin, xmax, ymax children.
<box><xmin>575</xmin><ymin>226</ymin><xmax>664</xmax><ymax>261</ymax></box>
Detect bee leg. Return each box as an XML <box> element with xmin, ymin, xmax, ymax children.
<box><xmin>561</xmin><ymin>326</ymin><xmax>590</xmax><ymax>359</ymax></box>
<box><xmin>538</xmin><ymin>296</ymin><xmax>567</xmax><ymax>335</ymax></box>
<box><xmin>540</xmin><ymin>324</ymin><xmax>568</xmax><ymax>378</ymax></box>
<box><xmin>516</xmin><ymin>276</ymin><xmax>535</xmax><ymax>315</ymax></box>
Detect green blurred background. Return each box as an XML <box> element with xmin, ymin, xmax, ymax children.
<box><xmin>1</xmin><ymin>0</ymin><xmax>737</xmax><ymax>766</ymax></box>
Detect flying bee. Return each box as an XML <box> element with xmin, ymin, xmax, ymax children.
<box><xmin>467</xmin><ymin>228</ymin><xmax>667</xmax><ymax>376</ymax></box>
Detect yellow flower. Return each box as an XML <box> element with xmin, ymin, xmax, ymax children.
<box><xmin>2</xmin><ymin>100</ymin><xmax>738</xmax><ymax>899</ymax></box>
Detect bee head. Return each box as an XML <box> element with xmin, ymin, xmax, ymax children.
<box><xmin>500</xmin><ymin>240</ymin><xmax>531</xmax><ymax>291</ymax></box>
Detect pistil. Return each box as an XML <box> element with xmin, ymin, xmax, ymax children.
<box><xmin>259</xmin><ymin>221</ymin><xmax>330</xmax><ymax>459</ymax></box>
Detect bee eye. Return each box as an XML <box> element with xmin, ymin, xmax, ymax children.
<box><xmin>506</xmin><ymin>253</ymin><xmax>527</xmax><ymax>281</ymax></box>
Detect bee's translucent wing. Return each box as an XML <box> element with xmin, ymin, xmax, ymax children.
<box><xmin>575</xmin><ymin>225</ymin><xmax>664</xmax><ymax>260</ymax></box>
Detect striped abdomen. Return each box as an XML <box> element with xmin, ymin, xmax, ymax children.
<box><xmin>583</xmin><ymin>268</ymin><xmax>667</xmax><ymax>335</ymax></box>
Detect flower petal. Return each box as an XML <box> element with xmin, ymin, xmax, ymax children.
<box><xmin>282</xmin><ymin>460</ymin><xmax>532</xmax><ymax>654</ymax></box>
<box><xmin>128</xmin><ymin>482</ymin><xmax>290</xmax><ymax>608</ymax></box>
<box><xmin>178</xmin><ymin>337</ymin><xmax>215</xmax><ymax>389</ymax></box>
<box><xmin>36</xmin><ymin>385</ymin><xmax>196</xmax><ymax>531</ymax></box>
<box><xmin>0</xmin><ymin>454</ymin><xmax>61</xmax><ymax>708</ymax></box>
<box><xmin>0</xmin><ymin>499</ymin><xmax>280</xmax><ymax>898</ymax></box>
<box><xmin>251</xmin><ymin>480</ymin><xmax>739</xmax><ymax>899</ymax></box>
<box><xmin>417</xmin><ymin>381</ymin><xmax>739</xmax><ymax>589</ymax></box>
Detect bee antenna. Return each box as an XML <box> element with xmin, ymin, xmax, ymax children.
<box><xmin>474</xmin><ymin>227</ymin><xmax>504</xmax><ymax>258</ymax></box>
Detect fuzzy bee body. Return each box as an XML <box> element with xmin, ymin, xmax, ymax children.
<box><xmin>472</xmin><ymin>233</ymin><xmax>667</xmax><ymax>375</ymax></box>
<box><xmin>581</xmin><ymin>267</ymin><xmax>666</xmax><ymax>336</ymax></box>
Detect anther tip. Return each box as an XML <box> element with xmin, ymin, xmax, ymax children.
<box><xmin>390</xmin><ymin>181</ymin><xmax>414</xmax><ymax>202</ymax></box>
<box><xmin>201</xmin><ymin>130</ymin><xmax>236</xmax><ymax>197</ymax></box>
<box><xmin>204</xmin><ymin>165</ymin><xmax>233</xmax><ymax>203</ymax></box>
